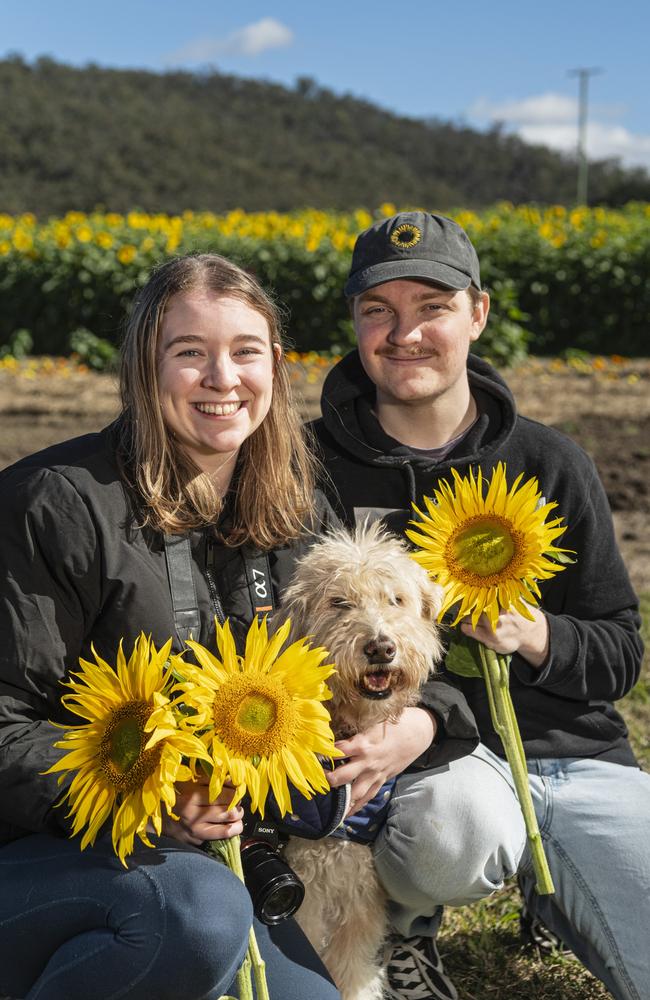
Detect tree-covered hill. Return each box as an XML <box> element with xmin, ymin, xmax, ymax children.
<box><xmin>1</xmin><ymin>55</ymin><xmax>649</xmax><ymax>216</ymax></box>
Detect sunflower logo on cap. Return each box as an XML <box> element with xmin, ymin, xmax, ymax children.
<box><xmin>390</xmin><ymin>223</ymin><xmax>422</xmax><ymax>250</ymax></box>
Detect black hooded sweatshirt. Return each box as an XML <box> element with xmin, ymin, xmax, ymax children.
<box><xmin>309</xmin><ymin>351</ymin><xmax>644</xmax><ymax>766</ymax></box>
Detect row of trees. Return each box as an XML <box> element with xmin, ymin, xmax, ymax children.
<box><xmin>1</xmin><ymin>55</ymin><xmax>649</xmax><ymax>217</ymax></box>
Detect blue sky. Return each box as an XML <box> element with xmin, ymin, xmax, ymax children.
<box><xmin>2</xmin><ymin>0</ymin><xmax>649</xmax><ymax>169</ymax></box>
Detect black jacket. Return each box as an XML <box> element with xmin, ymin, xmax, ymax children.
<box><xmin>309</xmin><ymin>351</ymin><xmax>644</xmax><ymax>766</ymax></box>
<box><xmin>0</xmin><ymin>422</ymin><xmax>476</xmax><ymax>847</ymax></box>
<box><xmin>0</xmin><ymin>424</ymin><xmax>344</xmax><ymax>845</ymax></box>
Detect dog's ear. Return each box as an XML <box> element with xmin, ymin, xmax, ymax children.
<box><xmin>274</xmin><ymin>584</ymin><xmax>310</xmax><ymax>638</ymax></box>
<box><xmin>419</xmin><ymin>576</ymin><xmax>444</xmax><ymax>622</ymax></box>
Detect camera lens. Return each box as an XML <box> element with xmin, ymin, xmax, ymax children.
<box><xmin>240</xmin><ymin>841</ymin><xmax>305</xmax><ymax>925</ymax></box>
<box><xmin>259</xmin><ymin>875</ymin><xmax>305</xmax><ymax>924</ymax></box>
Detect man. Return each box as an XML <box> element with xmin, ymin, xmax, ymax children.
<box><xmin>314</xmin><ymin>212</ymin><xmax>648</xmax><ymax>1000</ymax></box>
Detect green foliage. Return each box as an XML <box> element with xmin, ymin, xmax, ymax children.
<box><xmin>0</xmin><ymin>327</ymin><xmax>33</xmax><ymax>358</ymax></box>
<box><xmin>207</xmin><ymin>233</ymin><xmax>356</xmax><ymax>353</ymax></box>
<box><xmin>2</xmin><ymin>202</ymin><xmax>650</xmax><ymax>357</ymax></box>
<box><xmin>463</xmin><ymin>203</ymin><xmax>650</xmax><ymax>356</ymax></box>
<box><xmin>472</xmin><ymin>278</ymin><xmax>530</xmax><ymax>365</ymax></box>
<box><xmin>1</xmin><ymin>55</ymin><xmax>650</xmax><ymax>216</ymax></box>
<box><xmin>69</xmin><ymin>328</ymin><xmax>118</xmax><ymax>371</ymax></box>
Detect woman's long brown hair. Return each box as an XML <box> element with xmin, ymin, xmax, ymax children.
<box><xmin>117</xmin><ymin>254</ymin><xmax>316</xmax><ymax>547</ymax></box>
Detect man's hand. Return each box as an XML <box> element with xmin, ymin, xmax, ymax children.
<box><xmin>161</xmin><ymin>777</ymin><xmax>244</xmax><ymax>845</ymax></box>
<box><xmin>327</xmin><ymin>706</ymin><xmax>437</xmax><ymax>816</ymax></box>
<box><xmin>460</xmin><ymin>605</ymin><xmax>549</xmax><ymax>669</ymax></box>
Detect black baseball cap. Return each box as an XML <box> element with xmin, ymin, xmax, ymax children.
<box><xmin>344</xmin><ymin>211</ymin><xmax>482</xmax><ymax>298</ymax></box>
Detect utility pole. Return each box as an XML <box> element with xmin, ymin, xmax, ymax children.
<box><xmin>568</xmin><ymin>67</ymin><xmax>603</xmax><ymax>205</ymax></box>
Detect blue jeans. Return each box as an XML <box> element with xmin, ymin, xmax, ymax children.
<box><xmin>0</xmin><ymin>833</ymin><xmax>340</xmax><ymax>1000</ymax></box>
<box><xmin>373</xmin><ymin>744</ymin><xmax>650</xmax><ymax>1000</ymax></box>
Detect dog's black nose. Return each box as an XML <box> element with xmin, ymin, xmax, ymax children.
<box><xmin>363</xmin><ymin>636</ymin><xmax>396</xmax><ymax>663</ymax></box>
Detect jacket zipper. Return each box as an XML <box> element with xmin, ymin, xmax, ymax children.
<box><xmin>205</xmin><ymin>537</ymin><xmax>226</xmax><ymax>625</ymax></box>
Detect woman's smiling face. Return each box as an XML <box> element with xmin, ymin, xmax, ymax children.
<box><xmin>157</xmin><ymin>290</ymin><xmax>278</xmax><ymax>476</ymax></box>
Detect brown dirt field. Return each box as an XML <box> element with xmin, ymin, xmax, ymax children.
<box><xmin>1</xmin><ymin>358</ymin><xmax>648</xmax><ymax>592</ymax></box>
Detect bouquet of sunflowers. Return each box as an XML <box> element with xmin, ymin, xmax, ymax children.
<box><xmin>47</xmin><ymin>617</ymin><xmax>341</xmax><ymax>1000</ymax></box>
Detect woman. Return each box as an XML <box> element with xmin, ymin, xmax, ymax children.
<box><xmin>0</xmin><ymin>255</ymin><xmax>341</xmax><ymax>1000</ymax></box>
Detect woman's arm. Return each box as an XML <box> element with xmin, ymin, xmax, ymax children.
<box><xmin>0</xmin><ymin>466</ymin><xmax>101</xmax><ymax>836</ymax></box>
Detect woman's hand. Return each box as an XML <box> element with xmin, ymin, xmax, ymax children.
<box><xmin>460</xmin><ymin>605</ymin><xmax>550</xmax><ymax>668</ymax></box>
<box><xmin>327</xmin><ymin>706</ymin><xmax>437</xmax><ymax>816</ymax></box>
<box><xmin>161</xmin><ymin>777</ymin><xmax>244</xmax><ymax>845</ymax></box>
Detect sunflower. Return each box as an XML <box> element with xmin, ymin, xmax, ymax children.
<box><xmin>46</xmin><ymin>633</ymin><xmax>210</xmax><ymax>866</ymax></box>
<box><xmin>406</xmin><ymin>462</ymin><xmax>573</xmax><ymax>630</ymax></box>
<box><xmin>174</xmin><ymin>617</ymin><xmax>342</xmax><ymax>817</ymax></box>
<box><xmin>390</xmin><ymin>222</ymin><xmax>422</xmax><ymax>249</ymax></box>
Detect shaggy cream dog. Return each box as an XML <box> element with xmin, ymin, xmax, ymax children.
<box><xmin>277</xmin><ymin>522</ymin><xmax>444</xmax><ymax>1000</ymax></box>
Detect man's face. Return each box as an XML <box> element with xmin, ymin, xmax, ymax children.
<box><xmin>353</xmin><ymin>279</ymin><xmax>489</xmax><ymax>408</ymax></box>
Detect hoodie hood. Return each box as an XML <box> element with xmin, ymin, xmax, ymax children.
<box><xmin>319</xmin><ymin>349</ymin><xmax>517</xmax><ymax>473</ymax></box>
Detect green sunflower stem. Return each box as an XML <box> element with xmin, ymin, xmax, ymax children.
<box><xmin>223</xmin><ymin>835</ymin><xmax>270</xmax><ymax>1000</ymax></box>
<box><xmin>246</xmin><ymin>923</ymin><xmax>270</xmax><ymax>1000</ymax></box>
<box><xmin>477</xmin><ymin>644</ymin><xmax>555</xmax><ymax>896</ymax></box>
<box><xmin>236</xmin><ymin>951</ymin><xmax>253</xmax><ymax>1000</ymax></box>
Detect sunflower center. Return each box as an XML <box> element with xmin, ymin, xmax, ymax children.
<box><xmin>236</xmin><ymin>694</ymin><xmax>277</xmax><ymax>733</ymax></box>
<box><xmin>213</xmin><ymin>674</ymin><xmax>296</xmax><ymax>758</ymax></box>
<box><xmin>449</xmin><ymin>515</ymin><xmax>520</xmax><ymax>580</ymax></box>
<box><xmin>100</xmin><ymin>700</ymin><xmax>162</xmax><ymax>794</ymax></box>
<box><xmin>109</xmin><ymin>717</ymin><xmax>143</xmax><ymax>773</ymax></box>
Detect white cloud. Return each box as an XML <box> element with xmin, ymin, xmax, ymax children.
<box><xmin>470</xmin><ymin>92</ymin><xmax>650</xmax><ymax>172</ymax></box>
<box><xmin>166</xmin><ymin>18</ymin><xmax>294</xmax><ymax>64</ymax></box>
<box><xmin>472</xmin><ymin>93</ymin><xmax>578</xmax><ymax>126</ymax></box>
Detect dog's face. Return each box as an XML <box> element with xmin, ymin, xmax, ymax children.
<box><xmin>324</xmin><ymin>564</ymin><xmax>439</xmax><ymax>705</ymax></box>
<box><xmin>278</xmin><ymin>523</ymin><xmax>444</xmax><ymax>733</ymax></box>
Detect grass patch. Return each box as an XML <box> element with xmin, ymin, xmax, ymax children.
<box><xmin>441</xmin><ymin>889</ymin><xmax>610</xmax><ymax>999</ymax></box>
<box><xmin>623</xmin><ymin>591</ymin><xmax>650</xmax><ymax>770</ymax></box>
<box><xmin>438</xmin><ymin>592</ymin><xmax>650</xmax><ymax>998</ymax></box>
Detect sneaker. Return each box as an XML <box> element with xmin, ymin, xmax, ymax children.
<box><xmin>519</xmin><ymin>897</ymin><xmax>568</xmax><ymax>955</ymax></box>
<box><xmin>383</xmin><ymin>934</ymin><xmax>458</xmax><ymax>1000</ymax></box>
<box><xmin>517</xmin><ymin>877</ymin><xmax>569</xmax><ymax>957</ymax></box>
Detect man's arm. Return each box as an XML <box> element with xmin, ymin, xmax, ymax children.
<box><xmin>464</xmin><ymin>465</ymin><xmax>643</xmax><ymax>701</ymax></box>
<box><xmin>326</xmin><ymin>675</ymin><xmax>480</xmax><ymax>814</ymax></box>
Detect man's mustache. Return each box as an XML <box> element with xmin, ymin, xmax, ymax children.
<box><xmin>377</xmin><ymin>347</ymin><xmax>433</xmax><ymax>358</ymax></box>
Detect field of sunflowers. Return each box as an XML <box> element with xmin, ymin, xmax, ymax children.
<box><xmin>2</xmin><ymin>202</ymin><xmax>650</xmax><ymax>362</ymax></box>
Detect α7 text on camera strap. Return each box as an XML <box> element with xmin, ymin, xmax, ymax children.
<box><xmin>163</xmin><ymin>533</ymin><xmax>275</xmax><ymax>645</ymax></box>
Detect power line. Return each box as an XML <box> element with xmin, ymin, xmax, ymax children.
<box><xmin>568</xmin><ymin>67</ymin><xmax>603</xmax><ymax>205</ymax></box>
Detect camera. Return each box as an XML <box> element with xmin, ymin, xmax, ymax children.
<box><xmin>240</xmin><ymin>816</ymin><xmax>305</xmax><ymax>925</ymax></box>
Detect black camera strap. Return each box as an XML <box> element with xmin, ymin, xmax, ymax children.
<box><xmin>164</xmin><ymin>534</ymin><xmax>276</xmax><ymax>646</ymax></box>
<box><xmin>164</xmin><ymin>533</ymin><xmax>348</xmax><ymax>858</ymax></box>
<box><xmin>164</xmin><ymin>533</ymin><xmax>201</xmax><ymax>644</ymax></box>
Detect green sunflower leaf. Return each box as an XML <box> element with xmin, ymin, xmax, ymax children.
<box><xmin>445</xmin><ymin>633</ymin><xmax>484</xmax><ymax>678</ymax></box>
<box><xmin>551</xmin><ymin>550</ymin><xmax>577</xmax><ymax>565</ymax></box>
